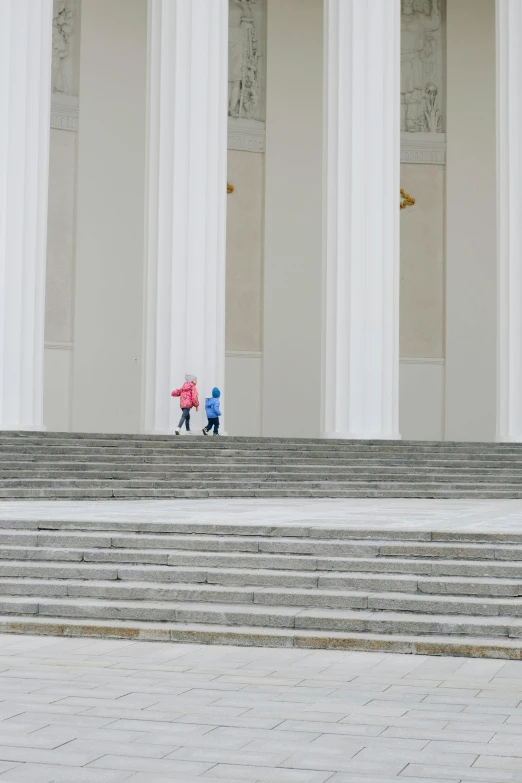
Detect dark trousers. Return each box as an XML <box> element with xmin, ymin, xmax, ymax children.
<box><xmin>178</xmin><ymin>408</ymin><xmax>191</xmax><ymax>431</ymax></box>
<box><xmin>204</xmin><ymin>417</ymin><xmax>219</xmax><ymax>434</ymax></box>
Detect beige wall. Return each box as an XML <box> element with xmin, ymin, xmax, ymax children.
<box><xmin>263</xmin><ymin>0</ymin><xmax>323</xmax><ymax>437</ymax></box>
<box><xmin>399</xmin><ymin>162</ymin><xmax>446</xmax><ymax>440</ymax></box>
<box><xmin>400</xmin><ymin>163</ymin><xmax>445</xmax><ymax>360</ymax></box>
<box><xmin>72</xmin><ymin>0</ymin><xmax>147</xmax><ymax>433</ymax></box>
<box><xmin>44</xmin><ymin>128</ymin><xmax>78</xmax><ymax>431</ymax></box>
<box><xmin>226</xmin><ymin>150</ymin><xmax>264</xmax><ymax>353</ymax></box>
<box><xmin>45</xmin><ymin>129</ymin><xmax>77</xmax><ymax>345</ymax></box>
<box><xmin>445</xmin><ymin>0</ymin><xmax>496</xmax><ymax>441</ymax></box>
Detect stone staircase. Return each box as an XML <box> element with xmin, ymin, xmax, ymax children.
<box><xmin>3</xmin><ymin>431</ymin><xmax>522</xmax><ymax>498</ymax></box>
<box><xmin>0</xmin><ymin>516</ymin><xmax>522</xmax><ymax>658</ymax></box>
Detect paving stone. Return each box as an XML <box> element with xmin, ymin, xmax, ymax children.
<box><xmin>381</xmin><ymin>725</ymin><xmax>495</xmax><ymax>742</ymax></box>
<box><xmin>0</xmin><ymin>766</ymin><xmax>131</xmax><ymax>782</ymax></box>
<box><xmin>401</xmin><ymin>763</ymin><xmax>522</xmax><ymax>781</ymax></box>
<box><xmin>199</xmin><ymin>763</ymin><xmax>334</xmax><ymax>781</ymax></box>
<box><xmin>330</xmin><ymin>777</ymin><xmax>460</xmax><ymax>783</ymax></box>
<box><xmin>0</xmin><ymin>764</ymin><xmax>21</xmax><ymax>776</ymax></box>
<box><xmin>278</xmin><ymin>754</ymin><xmax>407</xmax><ymax>776</ymax></box>
<box><xmin>423</xmin><ymin>739</ymin><xmax>522</xmax><ymax>757</ymax></box>
<box><xmin>125</xmin><ymin>777</ymin><xmax>252</xmax><ymax>783</ymax></box>
<box><xmin>474</xmin><ymin>756</ymin><xmax>522</xmax><ymax>771</ymax></box>
<box><xmin>165</xmin><ymin>745</ymin><xmax>290</xmax><ymax>766</ymax></box>
<box><xmin>86</xmin><ymin>754</ymin><xmax>216</xmax><ymax>776</ymax></box>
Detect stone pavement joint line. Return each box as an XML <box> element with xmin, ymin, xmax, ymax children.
<box><xmin>0</xmin><ymin>499</ymin><xmax>522</xmax><ymax>657</ymax></box>
<box><xmin>0</xmin><ymin>634</ymin><xmax>520</xmax><ymax>781</ymax></box>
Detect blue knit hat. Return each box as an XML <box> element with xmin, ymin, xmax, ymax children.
<box><xmin>212</xmin><ymin>387</ymin><xmax>221</xmax><ymax>398</ymax></box>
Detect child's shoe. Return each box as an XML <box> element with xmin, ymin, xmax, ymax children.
<box><xmin>202</xmin><ymin>428</ymin><xmax>208</xmax><ymax>436</ymax></box>
<box><xmin>175</xmin><ymin>429</ymin><xmax>180</xmax><ymax>435</ymax></box>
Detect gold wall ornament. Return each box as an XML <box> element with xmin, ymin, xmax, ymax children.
<box><xmin>227</xmin><ymin>182</ymin><xmax>234</xmax><ymax>194</ymax></box>
<box><xmin>400</xmin><ymin>189</ymin><xmax>415</xmax><ymax>210</ymax></box>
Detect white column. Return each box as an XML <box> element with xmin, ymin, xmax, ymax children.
<box><xmin>143</xmin><ymin>0</ymin><xmax>228</xmax><ymax>433</ymax></box>
<box><xmin>0</xmin><ymin>1</ymin><xmax>53</xmax><ymax>430</ymax></box>
<box><xmin>497</xmin><ymin>0</ymin><xmax>522</xmax><ymax>441</ymax></box>
<box><xmin>322</xmin><ymin>0</ymin><xmax>401</xmax><ymax>440</ymax></box>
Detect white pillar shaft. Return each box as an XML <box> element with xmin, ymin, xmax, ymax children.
<box><xmin>497</xmin><ymin>0</ymin><xmax>522</xmax><ymax>442</ymax></box>
<box><xmin>144</xmin><ymin>0</ymin><xmax>228</xmax><ymax>433</ymax></box>
<box><xmin>0</xmin><ymin>1</ymin><xmax>53</xmax><ymax>430</ymax></box>
<box><xmin>322</xmin><ymin>0</ymin><xmax>401</xmax><ymax>440</ymax></box>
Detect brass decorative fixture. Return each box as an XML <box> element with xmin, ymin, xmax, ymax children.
<box><xmin>227</xmin><ymin>182</ymin><xmax>234</xmax><ymax>194</ymax></box>
<box><xmin>400</xmin><ymin>189</ymin><xmax>415</xmax><ymax>210</ymax></box>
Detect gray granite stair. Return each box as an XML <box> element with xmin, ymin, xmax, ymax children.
<box><xmin>2</xmin><ymin>432</ymin><xmax>522</xmax><ymax>654</ymax></box>
<box><xmin>0</xmin><ymin>514</ymin><xmax>521</xmax><ymax>657</ymax></box>
<box><xmin>3</xmin><ymin>431</ymin><xmax>522</xmax><ymax>497</ymax></box>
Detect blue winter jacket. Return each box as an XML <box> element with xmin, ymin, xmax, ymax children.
<box><xmin>205</xmin><ymin>397</ymin><xmax>221</xmax><ymax>418</ymax></box>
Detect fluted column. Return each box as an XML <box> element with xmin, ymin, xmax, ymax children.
<box><xmin>143</xmin><ymin>0</ymin><xmax>228</xmax><ymax>433</ymax></box>
<box><xmin>322</xmin><ymin>0</ymin><xmax>401</xmax><ymax>440</ymax></box>
<box><xmin>0</xmin><ymin>1</ymin><xmax>53</xmax><ymax>430</ymax></box>
<box><xmin>497</xmin><ymin>0</ymin><xmax>522</xmax><ymax>441</ymax></box>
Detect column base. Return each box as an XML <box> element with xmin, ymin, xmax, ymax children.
<box><xmin>321</xmin><ymin>431</ymin><xmax>402</xmax><ymax>441</ymax></box>
<box><xmin>497</xmin><ymin>435</ymin><xmax>522</xmax><ymax>443</ymax></box>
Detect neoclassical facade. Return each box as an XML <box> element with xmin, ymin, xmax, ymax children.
<box><xmin>0</xmin><ymin>0</ymin><xmax>519</xmax><ymax>442</ymax></box>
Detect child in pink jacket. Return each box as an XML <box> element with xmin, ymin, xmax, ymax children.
<box><xmin>171</xmin><ymin>375</ymin><xmax>199</xmax><ymax>434</ymax></box>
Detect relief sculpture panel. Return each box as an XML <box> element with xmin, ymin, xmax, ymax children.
<box><xmin>227</xmin><ymin>0</ymin><xmax>266</xmax><ymax>152</ymax></box>
<box><xmin>52</xmin><ymin>0</ymin><xmax>81</xmax><ymax>97</ymax></box>
<box><xmin>228</xmin><ymin>0</ymin><xmax>265</xmax><ymax>121</ymax></box>
<box><xmin>401</xmin><ymin>0</ymin><xmax>445</xmax><ymax>134</ymax></box>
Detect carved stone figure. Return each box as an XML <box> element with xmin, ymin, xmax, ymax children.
<box><xmin>52</xmin><ymin>0</ymin><xmax>73</xmax><ymax>94</ymax></box>
<box><xmin>424</xmin><ymin>81</ymin><xmax>441</xmax><ymax>133</ymax></box>
<box><xmin>228</xmin><ymin>0</ymin><xmax>260</xmax><ymax>119</ymax></box>
<box><xmin>401</xmin><ymin>0</ymin><xmax>442</xmax><ymax>132</ymax></box>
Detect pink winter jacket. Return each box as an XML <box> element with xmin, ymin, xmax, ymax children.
<box><xmin>171</xmin><ymin>382</ymin><xmax>199</xmax><ymax>410</ymax></box>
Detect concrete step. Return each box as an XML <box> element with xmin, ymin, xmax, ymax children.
<box><xmin>0</xmin><ymin>613</ymin><xmax>520</xmax><ymax>658</ymax></box>
<box><xmin>6</xmin><ymin>544</ymin><xmax>522</xmax><ymax>579</ymax></box>
<box><xmin>5</xmin><ymin>457</ymin><xmax>522</xmax><ymax>475</ymax></box>
<box><xmin>1</xmin><ymin>528</ymin><xmax>521</xmax><ymax>559</ymax></box>
<box><xmin>7</xmin><ymin>476</ymin><xmax>522</xmax><ymax>491</ymax></box>
<box><xmin>8</xmin><ymin>455</ymin><xmax>522</xmax><ymax>470</ymax></box>
<box><xmin>15</xmin><ymin>446</ymin><xmax>513</xmax><ymax>458</ymax></box>
<box><xmin>0</xmin><ymin>594</ymin><xmax>521</xmax><ymax>637</ymax></box>
<box><xmin>5</xmin><ymin>488</ymin><xmax>522</xmax><ymax>500</ymax></box>
<box><xmin>1</xmin><ymin>577</ymin><xmax>522</xmax><ymax>615</ymax></box>
<box><xmin>1</xmin><ymin>558</ymin><xmax>522</xmax><ymax>596</ymax></box>
<box><xmin>2</xmin><ymin>559</ymin><xmax>522</xmax><ymax>596</ymax></box>
<box><xmin>5</xmin><ymin>458</ymin><xmax>522</xmax><ymax>470</ymax></box>
<box><xmin>7</xmin><ymin>470</ymin><xmax>522</xmax><ymax>485</ymax></box>
<box><xmin>3</xmin><ymin>517</ymin><xmax>522</xmax><ymax>544</ymax></box>
<box><xmin>4</xmin><ymin>432</ymin><xmax>522</xmax><ymax>454</ymax></box>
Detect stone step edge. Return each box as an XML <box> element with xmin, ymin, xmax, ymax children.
<box><xmin>5</xmin><ymin>546</ymin><xmax>522</xmax><ymax>575</ymax></box>
<box><xmin>8</xmin><ymin>480</ymin><xmax>522</xmax><ymax>490</ymax></box>
<box><xmin>3</xmin><ymin>562</ymin><xmax>522</xmax><ymax>586</ymax></box>
<box><xmin>3</xmin><ymin>434</ymin><xmax>522</xmax><ymax>449</ymax></box>
<box><xmin>3</xmin><ymin>490</ymin><xmax>522</xmax><ymax>499</ymax></box>
<box><xmin>0</xmin><ymin>615</ymin><xmax>520</xmax><ymax>659</ymax></box>
<box><xmin>2</xmin><ymin>578</ymin><xmax>522</xmax><ymax>606</ymax></box>
<box><xmin>4</xmin><ymin>433</ymin><xmax>522</xmax><ymax>446</ymax></box>
<box><xmin>4</xmin><ymin>594</ymin><xmax>522</xmax><ymax>628</ymax></box>
<box><xmin>3</xmin><ymin>519</ymin><xmax>522</xmax><ymax>545</ymax></box>
<box><xmin>8</xmin><ymin>460</ymin><xmax>522</xmax><ymax>466</ymax></box>
<box><xmin>5</xmin><ymin>529</ymin><xmax>522</xmax><ymax>550</ymax></box>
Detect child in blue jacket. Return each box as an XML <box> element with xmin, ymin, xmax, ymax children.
<box><xmin>202</xmin><ymin>387</ymin><xmax>221</xmax><ymax>436</ymax></box>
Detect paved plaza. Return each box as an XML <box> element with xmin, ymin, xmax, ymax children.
<box><xmin>0</xmin><ymin>499</ymin><xmax>521</xmax><ymax>780</ymax></box>
<box><xmin>0</xmin><ymin>633</ymin><xmax>519</xmax><ymax>782</ymax></box>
